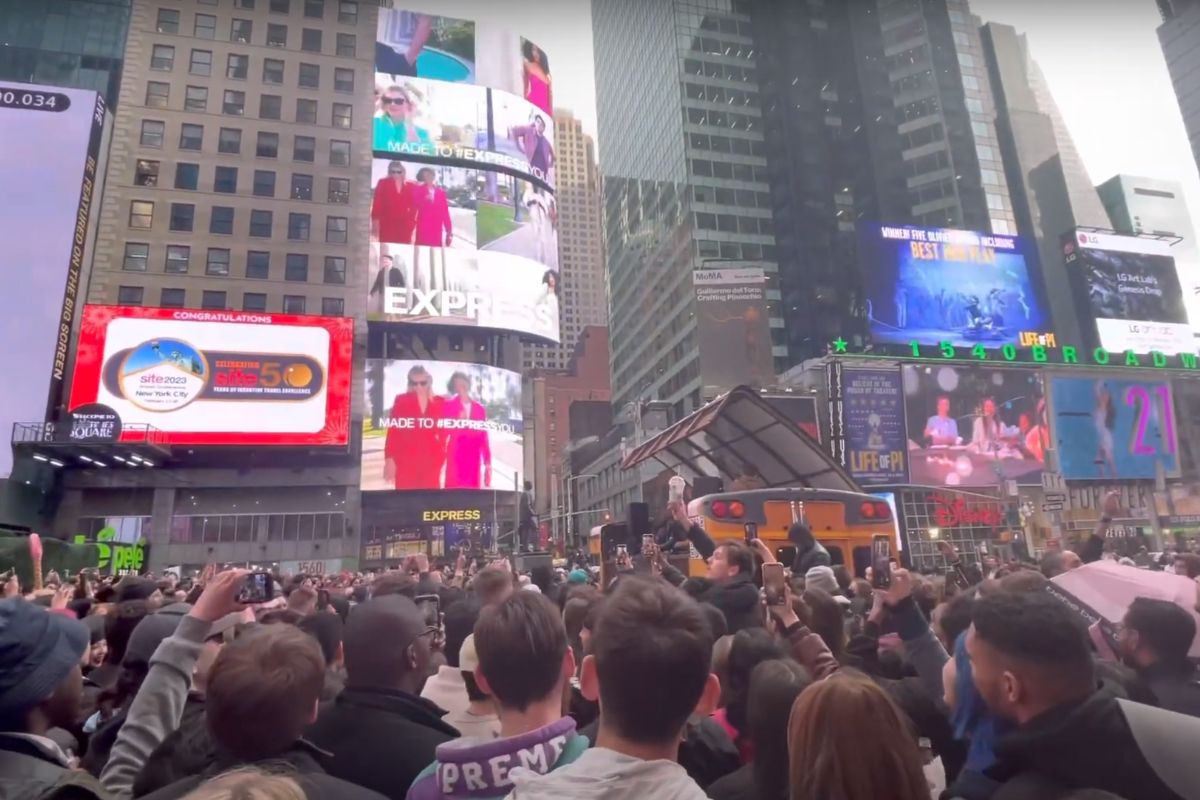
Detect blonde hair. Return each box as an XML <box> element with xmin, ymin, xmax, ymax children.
<box><xmin>180</xmin><ymin>769</ymin><xmax>307</xmax><ymax>800</ymax></box>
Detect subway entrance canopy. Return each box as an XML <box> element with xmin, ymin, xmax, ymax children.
<box><xmin>620</xmin><ymin>386</ymin><xmax>859</xmax><ymax>492</ymax></box>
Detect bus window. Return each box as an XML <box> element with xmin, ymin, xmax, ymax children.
<box><xmin>828</xmin><ymin>546</ymin><xmax>845</xmax><ymax>567</ymax></box>
<box><xmin>852</xmin><ymin>545</ymin><xmax>872</xmax><ymax>579</ymax></box>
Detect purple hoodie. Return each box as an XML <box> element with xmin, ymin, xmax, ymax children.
<box><xmin>406</xmin><ymin>717</ymin><xmax>587</xmax><ymax>800</ymax></box>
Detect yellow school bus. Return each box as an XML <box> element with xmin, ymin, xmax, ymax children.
<box><xmin>685</xmin><ymin>487</ymin><xmax>899</xmax><ymax>577</ymax></box>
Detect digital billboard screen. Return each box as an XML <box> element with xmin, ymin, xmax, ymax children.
<box><xmin>861</xmin><ymin>225</ymin><xmax>1052</xmax><ymax>348</ymax></box>
<box><xmin>362</xmin><ymin>359</ymin><xmax>523</xmax><ymax>492</ymax></box>
<box><xmin>1050</xmin><ymin>376</ymin><xmax>1179</xmax><ymax>481</ymax></box>
<box><xmin>1062</xmin><ymin>229</ymin><xmax>1192</xmax><ymax>354</ymax></box>
<box><xmin>902</xmin><ymin>365</ymin><xmax>1047</xmax><ymax>487</ymax></box>
<box><xmin>0</xmin><ymin>83</ymin><xmax>105</xmax><ymax>476</ymax></box>
<box><xmin>67</xmin><ymin>306</ymin><xmax>353</xmax><ymax>446</ymax></box>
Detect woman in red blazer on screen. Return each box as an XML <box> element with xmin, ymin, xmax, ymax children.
<box><xmin>443</xmin><ymin>371</ymin><xmax>491</xmax><ymax>489</ymax></box>
<box><xmin>370</xmin><ymin>160</ymin><xmax>417</xmax><ymax>244</ymax></box>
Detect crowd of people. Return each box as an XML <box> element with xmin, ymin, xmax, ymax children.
<box><xmin>2</xmin><ymin>505</ymin><xmax>1200</xmax><ymax>800</ymax></box>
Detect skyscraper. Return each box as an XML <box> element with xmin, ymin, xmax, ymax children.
<box><xmin>1159</xmin><ymin>0</ymin><xmax>1200</xmax><ymax>173</ymax></box>
<box><xmin>0</xmin><ymin>0</ymin><xmax>131</xmax><ymax>106</ymax></box>
<box><xmin>522</xmin><ymin>109</ymin><xmax>608</xmax><ymax>371</ymax></box>
<box><xmin>593</xmin><ymin>0</ymin><xmax>784</xmax><ymax>414</ymax></box>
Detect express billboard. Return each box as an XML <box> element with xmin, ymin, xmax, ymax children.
<box><xmin>860</xmin><ymin>224</ymin><xmax>1052</xmax><ymax>349</ymax></box>
<box><xmin>1062</xmin><ymin>229</ymin><xmax>1192</xmax><ymax>354</ymax></box>
<box><xmin>67</xmin><ymin>306</ymin><xmax>352</xmax><ymax>446</ymax></box>
<box><xmin>902</xmin><ymin>365</ymin><xmax>1047</xmax><ymax>487</ymax></box>
<box><xmin>1050</xmin><ymin>376</ymin><xmax>1179</xmax><ymax>481</ymax></box>
<box><xmin>0</xmin><ymin>83</ymin><xmax>106</xmax><ymax>476</ymax></box>
<box><xmin>362</xmin><ymin>359</ymin><xmax>522</xmax><ymax>492</ymax></box>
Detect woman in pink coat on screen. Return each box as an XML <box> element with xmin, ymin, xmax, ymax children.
<box><xmin>411</xmin><ymin>166</ymin><xmax>452</xmax><ymax>293</ymax></box>
<box><xmin>443</xmin><ymin>371</ymin><xmax>492</xmax><ymax>489</ymax></box>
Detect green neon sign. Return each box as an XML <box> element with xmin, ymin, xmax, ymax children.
<box><xmin>833</xmin><ymin>339</ymin><xmax>1200</xmax><ymax>371</ymax></box>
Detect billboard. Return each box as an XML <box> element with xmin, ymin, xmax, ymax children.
<box><xmin>0</xmin><ymin>83</ymin><xmax>106</xmax><ymax>476</ymax></box>
<box><xmin>694</xmin><ymin>268</ymin><xmax>775</xmax><ymax>394</ymax></box>
<box><xmin>1062</xmin><ymin>229</ymin><xmax>1192</xmax><ymax>354</ymax></box>
<box><xmin>902</xmin><ymin>365</ymin><xmax>1047</xmax><ymax>487</ymax></box>
<box><xmin>362</xmin><ymin>359</ymin><xmax>522</xmax><ymax>492</ymax></box>
<box><xmin>1172</xmin><ymin>379</ymin><xmax>1200</xmax><ymax>479</ymax></box>
<box><xmin>1050</xmin><ymin>376</ymin><xmax>1179</xmax><ymax>481</ymax></box>
<box><xmin>67</xmin><ymin>306</ymin><xmax>353</xmax><ymax>446</ymax></box>
<box><xmin>861</xmin><ymin>225</ymin><xmax>1052</xmax><ymax>348</ymax></box>
<box><xmin>371</xmin><ymin>11</ymin><xmax>559</xmax><ymax>344</ymax></box>
<box><xmin>842</xmin><ymin>367</ymin><xmax>909</xmax><ymax>486</ymax></box>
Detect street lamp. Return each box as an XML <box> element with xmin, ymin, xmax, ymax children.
<box><xmin>566</xmin><ymin>473</ymin><xmax>599</xmax><ymax>546</ymax></box>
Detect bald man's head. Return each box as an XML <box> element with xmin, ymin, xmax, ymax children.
<box><xmin>344</xmin><ymin>595</ymin><xmax>432</xmax><ymax>694</ymax></box>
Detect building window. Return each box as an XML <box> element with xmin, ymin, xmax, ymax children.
<box><xmin>325</xmin><ymin>216</ymin><xmax>347</xmax><ymax>243</ymax></box>
<box><xmin>129</xmin><ymin>201</ymin><xmax>154</xmax><ymax>229</ymax></box>
<box><xmin>145</xmin><ymin>81</ymin><xmax>169</xmax><ymax>108</ymax></box>
<box><xmin>222</xmin><ymin>90</ymin><xmax>245</xmax><ymax>115</ymax></box>
<box><xmin>168</xmin><ymin>203</ymin><xmax>192</xmax><ymax>232</ymax></box>
<box><xmin>249</xmin><ymin>209</ymin><xmax>273</xmax><ymax>237</ymax></box>
<box><xmin>206</xmin><ymin>248</ymin><xmax>231</xmax><ymax>276</ymax></box>
<box><xmin>304</xmin><ymin>0</ymin><xmax>324</xmax><ymax>17</ymax></box>
<box><xmin>117</xmin><ymin>286</ymin><xmax>144</xmax><ymax>306</ymax></box>
<box><xmin>252</xmin><ymin>170</ymin><xmax>276</xmax><ymax>197</ymax></box>
<box><xmin>257</xmin><ymin>132</ymin><xmax>279</xmax><ymax>158</ymax></box>
<box><xmin>173</xmin><ymin>162</ymin><xmax>199</xmax><ymax>189</ymax></box>
<box><xmin>331</xmin><ymin>102</ymin><xmax>352</xmax><ymax>128</ymax></box>
<box><xmin>140</xmin><ymin>120</ymin><xmax>165</xmax><ymax>148</ymax></box>
<box><xmin>263</xmin><ymin>58</ymin><xmax>284</xmax><ymax>84</ymax></box>
<box><xmin>296</xmin><ymin>98</ymin><xmax>318</xmax><ymax>124</ymax></box>
<box><xmin>321</xmin><ymin>297</ymin><xmax>344</xmax><ymax>316</ymax></box>
<box><xmin>285</xmin><ymin>253</ymin><xmax>309</xmax><ymax>280</ymax></box>
<box><xmin>184</xmin><ymin>85</ymin><xmax>207</xmax><ymax>111</ymax></box>
<box><xmin>243</xmin><ymin>292</ymin><xmax>267</xmax><ymax>311</ymax></box>
<box><xmin>335</xmin><ymin>33</ymin><xmax>356</xmax><ymax>57</ymax></box>
<box><xmin>287</xmin><ymin>213</ymin><xmax>311</xmax><ymax>240</ymax></box>
<box><xmin>270</xmin><ymin>0</ymin><xmax>290</xmax><ymax>12</ymax></box>
<box><xmin>337</xmin><ymin>0</ymin><xmax>357</xmax><ymax>24</ymax></box>
<box><xmin>282</xmin><ymin>295</ymin><xmax>306</xmax><ymax>314</ymax></box>
<box><xmin>218</xmin><ymin>127</ymin><xmax>241</xmax><ymax>154</ymax></box>
<box><xmin>235</xmin><ymin>0</ymin><xmax>256</xmax><ymax>7</ymax></box>
<box><xmin>329</xmin><ymin>139</ymin><xmax>349</xmax><ymax>165</ymax></box>
<box><xmin>267</xmin><ymin>23</ymin><xmax>287</xmax><ymax>47</ymax></box>
<box><xmin>298</xmin><ymin>63</ymin><xmax>319</xmax><ymax>89</ymax></box>
<box><xmin>331</xmin><ymin>69</ymin><xmax>356</xmax><ymax>95</ymax></box>
<box><xmin>327</xmin><ymin>178</ymin><xmax>349</xmax><ymax>204</ymax></box>
<box><xmin>301</xmin><ymin>28</ymin><xmax>322</xmax><ymax>52</ymax></box>
<box><xmin>226</xmin><ymin>53</ymin><xmax>249</xmax><ymax>80</ymax></box>
<box><xmin>210</xmin><ymin>206</ymin><xmax>235</xmax><ymax>235</ymax></box>
<box><xmin>231</xmin><ymin>18</ymin><xmax>253</xmax><ymax>43</ymax></box>
<box><xmin>323</xmin><ymin>256</ymin><xmax>346</xmax><ymax>284</ymax></box>
<box><xmin>135</xmin><ymin>159</ymin><xmax>160</xmax><ymax>186</ymax></box>
<box><xmin>290</xmin><ymin>173</ymin><xmax>313</xmax><ymax>200</ymax></box>
<box><xmin>201</xmin><ymin>290</ymin><xmax>227</xmax><ymax>310</ymax></box>
<box><xmin>166</xmin><ymin>245</ymin><xmax>190</xmax><ymax>273</ymax></box>
<box><xmin>122</xmin><ymin>243</ymin><xmax>149</xmax><ymax>272</ymax></box>
<box><xmin>160</xmin><ymin>288</ymin><xmax>186</xmax><ymax>308</ymax></box>
<box><xmin>259</xmin><ymin>94</ymin><xmax>282</xmax><ymax>119</ymax></box>
<box><xmin>214</xmin><ymin>166</ymin><xmax>238</xmax><ymax>193</ymax></box>
<box><xmin>157</xmin><ymin>8</ymin><xmax>180</xmax><ymax>33</ymax></box>
<box><xmin>151</xmin><ymin>44</ymin><xmax>174</xmax><ymax>70</ymax></box>
<box><xmin>194</xmin><ymin>13</ymin><xmax>217</xmax><ymax>39</ymax></box>
<box><xmin>294</xmin><ymin>136</ymin><xmax>315</xmax><ymax>162</ymax></box>
<box><xmin>246</xmin><ymin>251</ymin><xmax>270</xmax><ymax>278</ymax></box>
<box><xmin>179</xmin><ymin>123</ymin><xmax>203</xmax><ymax>150</ymax></box>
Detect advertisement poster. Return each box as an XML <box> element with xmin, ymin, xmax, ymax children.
<box><xmin>368</xmin><ymin>158</ymin><xmax>558</xmax><ymax>341</ymax></box>
<box><xmin>902</xmin><ymin>365</ymin><xmax>1047</xmax><ymax>487</ymax></box>
<box><xmin>67</xmin><ymin>306</ymin><xmax>353</xmax><ymax>446</ymax></box>
<box><xmin>362</xmin><ymin>359</ymin><xmax>522</xmax><ymax>492</ymax></box>
<box><xmin>860</xmin><ymin>224</ymin><xmax>1052</xmax><ymax>348</ymax></box>
<box><xmin>0</xmin><ymin>84</ymin><xmax>105</xmax><ymax>476</ymax></box>
<box><xmin>1050</xmin><ymin>376</ymin><xmax>1179</xmax><ymax>481</ymax></box>
<box><xmin>694</xmin><ymin>267</ymin><xmax>775</xmax><ymax>393</ymax></box>
<box><xmin>1062</xmin><ymin>229</ymin><xmax>1192</xmax><ymax>354</ymax></box>
<box><xmin>843</xmin><ymin>368</ymin><xmax>909</xmax><ymax>485</ymax></box>
<box><xmin>1172</xmin><ymin>379</ymin><xmax>1200</xmax><ymax>478</ymax></box>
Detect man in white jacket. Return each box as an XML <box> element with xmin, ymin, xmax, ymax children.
<box><xmin>505</xmin><ymin>578</ymin><xmax>719</xmax><ymax>799</ymax></box>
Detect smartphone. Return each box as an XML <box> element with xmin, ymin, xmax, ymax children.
<box><xmin>743</xmin><ymin>522</ymin><xmax>758</xmax><ymax>542</ymax></box>
<box><xmin>415</xmin><ymin>593</ymin><xmax>441</xmax><ymax>630</ymax></box>
<box><xmin>762</xmin><ymin>562</ymin><xmax>786</xmax><ymax>607</ymax></box>
<box><xmin>641</xmin><ymin>534</ymin><xmax>656</xmax><ymax>555</ymax></box>
<box><xmin>871</xmin><ymin>538</ymin><xmax>892</xmax><ymax>590</ymax></box>
<box><xmin>236</xmin><ymin>571</ymin><xmax>275</xmax><ymax>604</ymax></box>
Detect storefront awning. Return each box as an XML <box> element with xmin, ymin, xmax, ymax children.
<box><xmin>620</xmin><ymin>386</ymin><xmax>860</xmax><ymax>492</ymax></box>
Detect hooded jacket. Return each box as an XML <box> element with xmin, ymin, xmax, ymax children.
<box><xmin>694</xmin><ymin>574</ymin><xmax>762</xmax><ymax>634</ymax></box>
<box><xmin>986</xmin><ymin>685</ymin><xmax>1200</xmax><ymax>800</ymax></box>
<box><xmin>407</xmin><ymin>716</ymin><xmax>588</xmax><ymax>800</ymax></box>
<box><xmin>503</xmin><ymin>747</ymin><xmax>708</xmax><ymax>800</ymax></box>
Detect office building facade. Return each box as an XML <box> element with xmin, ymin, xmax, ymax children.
<box><xmin>1160</xmin><ymin>0</ymin><xmax>1200</xmax><ymax>175</ymax></box>
<box><xmin>0</xmin><ymin>0</ymin><xmax>131</xmax><ymax>106</ymax></box>
<box><xmin>523</xmin><ymin>110</ymin><xmax>608</xmax><ymax>372</ymax></box>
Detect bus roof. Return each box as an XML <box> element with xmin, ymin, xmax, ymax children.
<box><xmin>620</xmin><ymin>386</ymin><xmax>860</xmax><ymax>493</ymax></box>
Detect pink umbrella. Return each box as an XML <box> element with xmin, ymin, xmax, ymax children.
<box><xmin>1050</xmin><ymin>560</ymin><xmax>1200</xmax><ymax>659</ymax></box>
